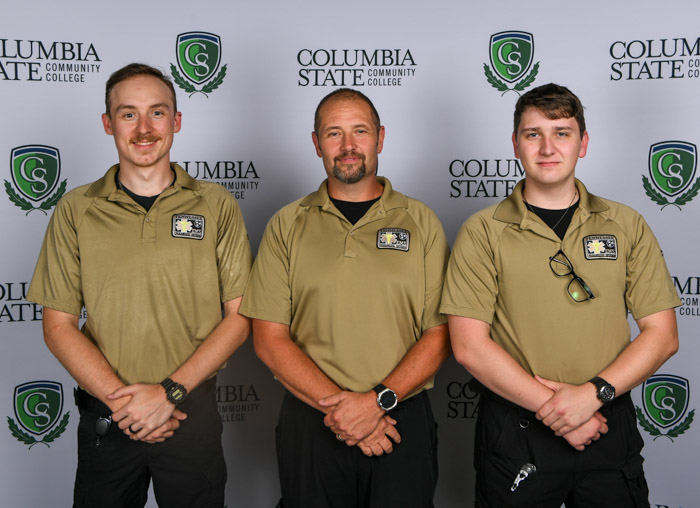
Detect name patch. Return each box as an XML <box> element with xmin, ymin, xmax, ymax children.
<box><xmin>377</xmin><ymin>228</ymin><xmax>410</xmax><ymax>252</ymax></box>
<box><xmin>583</xmin><ymin>235</ymin><xmax>617</xmax><ymax>260</ymax></box>
<box><xmin>172</xmin><ymin>214</ymin><xmax>205</xmax><ymax>240</ymax></box>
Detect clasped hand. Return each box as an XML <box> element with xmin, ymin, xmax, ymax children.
<box><xmin>534</xmin><ymin>376</ymin><xmax>608</xmax><ymax>451</ymax></box>
<box><xmin>109</xmin><ymin>383</ymin><xmax>187</xmax><ymax>443</ymax></box>
<box><xmin>319</xmin><ymin>390</ymin><xmax>401</xmax><ymax>456</ymax></box>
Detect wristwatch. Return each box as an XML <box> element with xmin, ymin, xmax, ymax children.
<box><xmin>372</xmin><ymin>384</ymin><xmax>398</xmax><ymax>411</ymax></box>
<box><xmin>589</xmin><ymin>376</ymin><xmax>616</xmax><ymax>404</ymax></box>
<box><xmin>161</xmin><ymin>378</ymin><xmax>188</xmax><ymax>407</ymax></box>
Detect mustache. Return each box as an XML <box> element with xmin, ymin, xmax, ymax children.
<box><xmin>131</xmin><ymin>136</ymin><xmax>159</xmax><ymax>143</ymax></box>
<box><xmin>334</xmin><ymin>151</ymin><xmax>365</xmax><ymax>163</ymax></box>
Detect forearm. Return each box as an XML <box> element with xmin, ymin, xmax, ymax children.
<box><xmin>598</xmin><ymin>308</ymin><xmax>678</xmax><ymax>395</ymax></box>
<box><xmin>42</xmin><ymin>308</ymin><xmax>127</xmax><ymax>411</ymax></box>
<box><xmin>252</xmin><ymin>319</ymin><xmax>340</xmax><ymax>412</ymax></box>
<box><xmin>382</xmin><ymin>323</ymin><xmax>451</xmax><ymax>401</ymax></box>
<box><xmin>448</xmin><ymin>315</ymin><xmax>553</xmax><ymax>412</ymax></box>
<box><xmin>169</xmin><ymin>297</ymin><xmax>250</xmax><ymax>393</ymax></box>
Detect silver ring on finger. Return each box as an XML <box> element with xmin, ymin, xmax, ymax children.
<box><xmin>336</xmin><ymin>433</ymin><xmax>344</xmax><ymax>441</ymax></box>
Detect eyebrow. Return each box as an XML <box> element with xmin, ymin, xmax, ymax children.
<box><xmin>114</xmin><ymin>102</ymin><xmax>171</xmax><ymax>113</ymax></box>
<box><xmin>520</xmin><ymin>125</ymin><xmax>575</xmax><ymax>133</ymax></box>
<box><xmin>323</xmin><ymin>123</ymin><xmax>372</xmax><ymax>132</ymax></box>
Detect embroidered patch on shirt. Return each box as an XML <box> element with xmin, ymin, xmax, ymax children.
<box><xmin>377</xmin><ymin>228</ymin><xmax>410</xmax><ymax>252</ymax></box>
<box><xmin>583</xmin><ymin>235</ymin><xmax>617</xmax><ymax>260</ymax></box>
<box><xmin>172</xmin><ymin>214</ymin><xmax>205</xmax><ymax>240</ymax></box>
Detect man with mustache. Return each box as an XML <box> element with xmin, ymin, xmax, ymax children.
<box><xmin>27</xmin><ymin>63</ymin><xmax>252</xmax><ymax>507</ymax></box>
<box><xmin>240</xmin><ymin>88</ymin><xmax>450</xmax><ymax>507</ymax></box>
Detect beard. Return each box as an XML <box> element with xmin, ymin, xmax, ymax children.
<box><xmin>332</xmin><ymin>152</ymin><xmax>366</xmax><ymax>184</ymax></box>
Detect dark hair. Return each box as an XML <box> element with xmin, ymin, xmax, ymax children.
<box><xmin>314</xmin><ymin>88</ymin><xmax>381</xmax><ymax>134</ymax></box>
<box><xmin>513</xmin><ymin>83</ymin><xmax>586</xmax><ymax>136</ymax></box>
<box><xmin>105</xmin><ymin>63</ymin><xmax>177</xmax><ymax>117</ymax></box>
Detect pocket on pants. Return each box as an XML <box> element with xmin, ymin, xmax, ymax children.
<box><xmin>620</xmin><ymin>453</ymin><xmax>649</xmax><ymax>508</ymax></box>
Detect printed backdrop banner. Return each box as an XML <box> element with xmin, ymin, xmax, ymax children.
<box><xmin>1</xmin><ymin>1</ymin><xmax>698</xmax><ymax>506</ymax></box>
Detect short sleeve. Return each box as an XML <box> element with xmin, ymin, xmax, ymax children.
<box><xmin>239</xmin><ymin>211</ymin><xmax>293</xmax><ymax>324</ymax></box>
<box><xmin>440</xmin><ymin>213</ymin><xmax>499</xmax><ymax>324</ymax></box>
<box><xmin>625</xmin><ymin>215</ymin><xmax>681</xmax><ymax>320</ymax></box>
<box><xmin>26</xmin><ymin>194</ymin><xmax>84</xmax><ymax>315</ymax></box>
<box><xmin>213</xmin><ymin>192</ymin><xmax>253</xmax><ymax>302</ymax></box>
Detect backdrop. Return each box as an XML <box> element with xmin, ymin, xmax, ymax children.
<box><xmin>1</xmin><ymin>1</ymin><xmax>698</xmax><ymax>506</ymax></box>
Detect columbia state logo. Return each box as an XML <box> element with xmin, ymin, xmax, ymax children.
<box><xmin>643</xmin><ymin>141</ymin><xmax>699</xmax><ymax>210</ymax></box>
<box><xmin>7</xmin><ymin>381</ymin><xmax>70</xmax><ymax>449</ymax></box>
<box><xmin>170</xmin><ymin>31</ymin><xmax>227</xmax><ymax>98</ymax></box>
<box><xmin>636</xmin><ymin>374</ymin><xmax>695</xmax><ymax>442</ymax></box>
<box><xmin>5</xmin><ymin>145</ymin><xmax>67</xmax><ymax>215</ymax></box>
<box><xmin>483</xmin><ymin>31</ymin><xmax>540</xmax><ymax>96</ymax></box>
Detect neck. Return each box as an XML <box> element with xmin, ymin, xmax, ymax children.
<box><xmin>327</xmin><ymin>176</ymin><xmax>384</xmax><ymax>202</ymax></box>
<box><xmin>522</xmin><ymin>180</ymin><xmax>578</xmax><ymax>209</ymax></box>
<box><xmin>118</xmin><ymin>162</ymin><xmax>174</xmax><ymax>197</ymax></box>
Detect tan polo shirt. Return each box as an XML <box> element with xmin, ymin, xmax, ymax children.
<box><xmin>441</xmin><ymin>179</ymin><xmax>681</xmax><ymax>385</ymax></box>
<box><xmin>27</xmin><ymin>164</ymin><xmax>252</xmax><ymax>385</ymax></box>
<box><xmin>240</xmin><ymin>177</ymin><xmax>449</xmax><ymax>393</ymax></box>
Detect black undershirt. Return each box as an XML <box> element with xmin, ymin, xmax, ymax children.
<box><xmin>330</xmin><ymin>196</ymin><xmax>380</xmax><ymax>225</ymax></box>
<box><xmin>525</xmin><ymin>201</ymin><xmax>579</xmax><ymax>240</ymax></box>
<box><xmin>115</xmin><ymin>171</ymin><xmax>176</xmax><ymax>212</ymax></box>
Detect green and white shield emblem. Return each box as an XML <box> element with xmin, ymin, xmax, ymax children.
<box><xmin>489</xmin><ymin>31</ymin><xmax>534</xmax><ymax>83</ymax></box>
<box><xmin>648</xmin><ymin>141</ymin><xmax>697</xmax><ymax>197</ymax></box>
<box><xmin>176</xmin><ymin>32</ymin><xmax>222</xmax><ymax>84</ymax></box>
<box><xmin>642</xmin><ymin>375</ymin><xmax>689</xmax><ymax>429</ymax></box>
<box><xmin>13</xmin><ymin>381</ymin><xmax>63</xmax><ymax>436</ymax></box>
<box><xmin>11</xmin><ymin>145</ymin><xmax>60</xmax><ymax>202</ymax></box>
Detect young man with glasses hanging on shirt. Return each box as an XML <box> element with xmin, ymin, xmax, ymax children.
<box><xmin>441</xmin><ymin>83</ymin><xmax>681</xmax><ymax>507</ymax></box>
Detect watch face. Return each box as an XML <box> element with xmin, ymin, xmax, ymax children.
<box><xmin>170</xmin><ymin>386</ymin><xmax>186</xmax><ymax>401</ymax></box>
<box><xmin>379</xmin><ymin>390</ymin><xmax>397</xmax><ymax>410</ymax></box>
<box><xmin>600</xmin><ymin>385</ymin><xmax>615</xmax><ymax>402</ymax></box>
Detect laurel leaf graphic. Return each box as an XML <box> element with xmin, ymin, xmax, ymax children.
<box><xmin>7</xmin><ymin>417</ymin><xmax>37</xmax><ymax>446</ymax></box>
<box><xmin>635</xmin><ymin>406</ymin><xmax>661</xmax><ymax>436</ymax></box>
<box><xmin>41</xmin><ymin>411</ymin><xmax>70</xmax><ymax>445</ymax></box>
<box><xmin>514</xmin><ymin>62</ymin><xmax>540</xmax><ymax>92</ymax></box>
<box><xmin>667</xmin><ymin>409</ymin><xmax>694</xmax><ymax>438</ymax></box>
<box><xmin>4</xmin><ymin>180</ymin><xmax>34</xmax><ymax>211</ymax></box>
<box><xmin>39</xmin><ymin>179</ymin><xmax>67</xmax><ymax>211</ymax></box>
<box><xmin>202</xmin><ymin>64</ymin><xmax>227</xmax><ymax>94</ymax></box>
<box><xmin>642</xmin><ymin>176</ymin><xmax>669</xmax><ymax>206</ymax></box>
<box><xmin>170</xmin><ymin>64</ymin><xmax>197</xmax><ymax>93</ymax></box>
<box><xmin>673</xmin><ymin>177</ymin><xmax>700</xmax><ymax>207</ymax></box>
<box><xmin>483</xmin><ymin>64</ymin><xmax>509</xmax><ymax>92</ymax></box>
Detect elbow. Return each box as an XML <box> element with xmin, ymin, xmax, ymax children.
<box><xmin>452</xmin><ymin>346</ymin><xmax>473</xmax><ymax>373</ymax></box>
<box><xmin>665</xmin><ymin>330</ymin><xmax>680</xmax><ymax>359</ymax></box>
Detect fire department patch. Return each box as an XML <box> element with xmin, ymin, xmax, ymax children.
<box><xmin>377</xmin><ymin>228</ymin><xmax>410</xmax><ymax>252</ymax></box>
<box><xmin>172</xmin><ymin>214</ymin><xmax>205</xmax><ymax>240</ymax></box>
<box><xmin>583</xmin><ymin>235</ymin><xmax>617</xmax><ymax>260</ymax></box>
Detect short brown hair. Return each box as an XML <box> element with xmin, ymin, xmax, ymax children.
<box><xmin>105</xmin><ymin>63</ymin><xmax>177</xmax><ymax>117</ymax></box>
<box><xmin>314</xmin><ymin>88</ymin><xmax>381</xmax><ymax>134</ymax></box>
<box><xmin>514</xmin><ymin>83</ymin><xmax>586</xmax><ymax>136</ymax></box>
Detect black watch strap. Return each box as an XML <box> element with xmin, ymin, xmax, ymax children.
<box><xmin>372</xmin><ymin>384</ymin><xmax>398</xmax><ymax>411</ymax></box>
<box><xmin>589</xmin><ymin>376</ymin><xmax>615</xmax><ymax>404</ymax></box>
<box><xmin>161</xmin><ymin>378</ymin><xmax>188</xmax><ymax>407</ymax></box>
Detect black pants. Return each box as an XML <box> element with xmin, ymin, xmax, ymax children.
<box><xmin>474</xmin><ymin>391</ymin><xmax>649</xmax><ymax>508</ymax></box>
<box><xmin>73</xmin><ymin>378</ymin><xmax>226</xmax><ymax>508</ymax></box>
<box><xmin>276</xmin><ymin>391</ymin><xmax>438</xmax><ymax>508</ymax></box>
